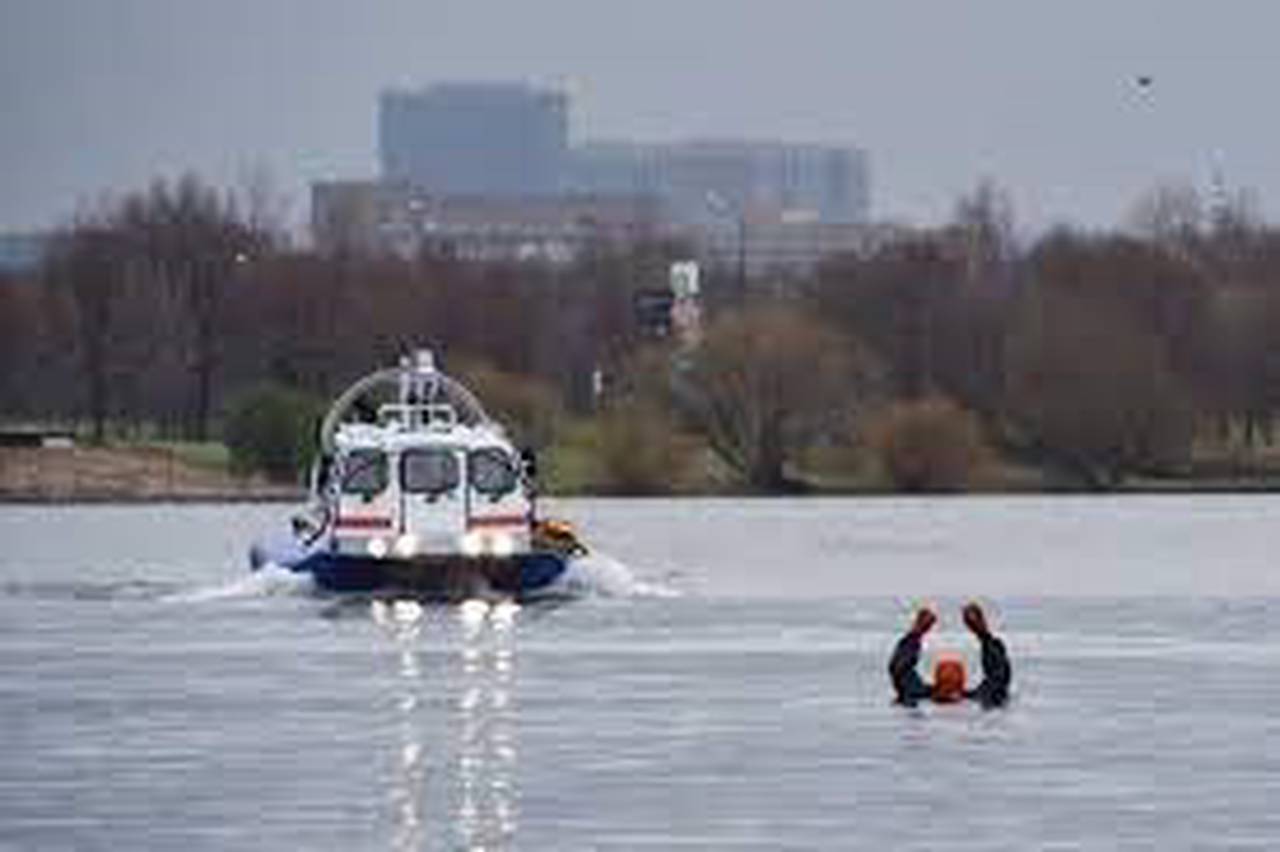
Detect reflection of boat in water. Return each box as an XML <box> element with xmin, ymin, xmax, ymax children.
<box><xmin>372</xmin><ymin>597</ymin><xmax>521</xmax><ymax>849</ymax></box>
<box><xmin>248</xmin><ymin>350</ymin><xmax>586</xmax><ymax>597</ymax></box>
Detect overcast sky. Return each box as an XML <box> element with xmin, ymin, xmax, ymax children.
<box><xmin>3</xmin><ymin>0</ymin><xmax>1278</xmax><ymax>233</ymax></box>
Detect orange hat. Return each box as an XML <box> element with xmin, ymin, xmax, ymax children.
<box><xmin>932</xmin><ymin>654</ymin><xmax>967</xmax><ymax>703</ymax></box>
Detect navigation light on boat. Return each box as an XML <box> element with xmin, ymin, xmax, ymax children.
<box><xmin>366</xmin><ymin>537</ymin><xmax>390</xmax><ymax>559</ymax></box>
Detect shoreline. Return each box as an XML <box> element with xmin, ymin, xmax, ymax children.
<box><xmin>6</xmin><ymin>480</ymin><xmax>1280</xmax><ymax>505</ymax></box>
<box><xmin>6</xmin><ymin>446</ymin><xmax>1280</xmax><ymax>505</ymax></box>
<box><xmin>0</xmin><ymin>446</ymin><xmax>304</xmax><ymax>505</ymax></box>
<box><xmin>0</xmin><ymin>491</ymin><xmax>305</xmax><ymax>505</ymax></box>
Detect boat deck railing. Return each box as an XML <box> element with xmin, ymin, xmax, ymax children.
<box><xmin>377</xmin><ymin>402</ymin><xmax>459</xmax><ymax>431</ymax></box>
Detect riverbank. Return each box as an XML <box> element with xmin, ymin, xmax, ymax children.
<box><xmin>0</xmin><ymin>446</ymin><xmax>303</xmax><ymax>503</ymax></box>
<box><xmin>12</xmin><ymin>434</ymin><xmax>1280</xmax><ymax>501</ymax></box>
<box><xmin>6</xmin><ymin>443</ymin><xmax>1280</xmax><ymax>503</ymax></box>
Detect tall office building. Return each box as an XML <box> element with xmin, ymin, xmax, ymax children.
<box><xmin>324</xmin><ymin>81</ymin><xmax>874</xmax><ymax>271</ymax></box>
<box><xmin>378</xmin><ymin>82</ymin><xmax>568</xmax><ymax>196</ymax></box>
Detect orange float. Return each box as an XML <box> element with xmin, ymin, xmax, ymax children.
<box><xmin>932</xmin><ymin>653</ymin><xmax>968</xmax><ymax>703</ymax></box>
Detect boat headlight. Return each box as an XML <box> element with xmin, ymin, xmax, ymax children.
<box><xmin>367</xmin><ymin>537</ymin><xmax>389</xmax><ymax>559</ymax></box>
<box><xmin>393</xmin><ymin>534</ymin><xmax>419</xmax><ymax>558</ymax></box>
<box><xmin>460</xmin><ymin>531</ymin><xmax>485</xmax><ymax>557</ymax></box>
<box><xmin>490</xmin><ymin>532</ymin><xmax>515</xmax><ymax>557</ymax></box>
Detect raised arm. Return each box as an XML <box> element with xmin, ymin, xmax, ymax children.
<box><xmin>963</xmin><ymin>602</ymin><xmax>1011</xmax><ymax>708</ymax></box>
<box><xmin>888</xmin><ymin>608</ymin><xmax>936</xmax><ymax>705</ymax></box>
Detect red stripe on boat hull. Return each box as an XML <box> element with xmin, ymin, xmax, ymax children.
<box><xmin>467</xmin><ymin>515</ymin><xmax>527</xmax><ymax>529</ymax></box>
<box><xmin>334</xmin><ymin>516</ymin><xmax>394</xmax><ymax>530</ymax></box>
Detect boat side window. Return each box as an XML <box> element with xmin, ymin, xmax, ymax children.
<box><xmin>469</xmin><ymin>448</ymin><xmax>517</xmax><ymax>498</ymax></box>
<box><xmin>402</xmin><ymin>448</ymin><xmax>460</xmax><ymax>497</ymax></box>
<box><xmin>340</xmin><ymin>449</ymin><xmax>388</xmax><ymax>497</ymax></box>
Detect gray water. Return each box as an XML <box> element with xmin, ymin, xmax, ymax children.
<box><xmin>1</xmin><ymin>496</ymin><xmax>1277</xmax><ymax>850</ymax></box>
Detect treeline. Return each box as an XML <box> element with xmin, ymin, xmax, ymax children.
<box><xmin>4</xmin><ymin>174</ymin><xmax>1280</xmax><ymax>492</ymax></box>
<box><xmin>0</xmin><ymin>175</ymin><xmax>687</xmax><ymax>442</ymax></box>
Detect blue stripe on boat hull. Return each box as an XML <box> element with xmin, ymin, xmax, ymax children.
<box><xmin>253</xmin><ymin>547</ymin><xmax>569</xmax><ymax>598</ymax></box>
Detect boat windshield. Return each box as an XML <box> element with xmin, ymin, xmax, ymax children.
<box><xmin>469</xmin><ymin>448</ymin><xmax>517</xmax><ymax>497</ymax></box>
<box><xmin>340</xmin><ymin>449</ymin><xmax>388</xmax><ymax>497</ymax></box>
<box><xmin>401</xmin><ymin>448</ymin><xmax>460</xmax><ymax>496</ymax></box>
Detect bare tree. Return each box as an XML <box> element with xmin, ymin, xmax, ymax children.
<box><xmin>1127</xmin><ymin>181</ymin><xmax>1204</xmax><ymax>248</ymax></box>
<box><xmin>1026</xmin><ymin>229</ymin><xmax>1207</xmax><ymax>383</ymax></box>
<box><xmin>0</xmin><ymin>275</ymin><xmax>45</xmax><ymax>419</ymax></box>
<box><xmin>677</xmin><ymin>303</ymin><xmax>876</xmax><ymax>491</ymax></box>
<box><xmin>1003</xmin><ymin>288</ymin><xmax>1193</xmax><ymax>488</ymax></box>
<box><xmin>44</xmin><ymin>224</ymin><xmax>131</xmax><ymax>442</ymax></box>
<box><xmin>116</xmin><ymin>175</ymin><xmax>267</xmax><ymax>439</ymax></box>
<box><xmin>816</xmin><ymin>235</ymin><xmax>969</xmax><ymax>402</ymax></box>
<box><xmin>952</xmin><ymin>178</ymin><xmax>1017</xmax><ymax>284</ymax></box>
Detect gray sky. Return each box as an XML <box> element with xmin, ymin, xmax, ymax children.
<box><xmin>3</xmin><ymin>0</ymin><xmax>1279</xmax><ymax>233</ymax></box>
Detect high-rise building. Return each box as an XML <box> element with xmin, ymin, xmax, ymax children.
<box><xmin>378</xmin><ymin>82</ymin><xmax>568</xmax><ymax>196</ymax></box>
<box><xmin>329</xmin><ymin>82</ymin><xmax>875</xmax><ymax>272</ymax></box>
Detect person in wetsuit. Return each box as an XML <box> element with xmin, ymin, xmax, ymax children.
<box><xmin>888</xmin><ymin>602</ymin><xmax>1012</xmax><ymax>708</ymax></box>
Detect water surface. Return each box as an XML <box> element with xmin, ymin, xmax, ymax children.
<box><xmin>1</xmin><ymin>497</ymin><xmax>1277</xmax><ymax>849</ymax></box>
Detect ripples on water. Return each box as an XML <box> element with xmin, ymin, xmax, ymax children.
<box><xmin>0</xmin><ymin>499</ymin><xmax>1278</xmax><ymax>850</ymax></box>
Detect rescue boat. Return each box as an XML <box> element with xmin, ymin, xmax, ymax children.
<box><xmin>248</xmin><ymin>350</ymin><xmax>585</xmax><ymax>597</ymax></box>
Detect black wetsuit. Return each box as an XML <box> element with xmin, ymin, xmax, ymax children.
<box><xmin>888</xmin><ymin>631</ymin><xmax>1012</xmax><ymax>708</ymax></box>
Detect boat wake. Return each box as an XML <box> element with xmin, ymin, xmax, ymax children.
<box><xmin>175</xmin><ymin>551</ymin><xmax>676</xmax><ymax>605</ymax></box>
<box><xmin>165</xmin><ymin>564</ymin><xmax>316</xmax><ymax>603</ymax></box>
<box><xmin>537</xmin><ymin>550</ymin><xmax>680</xmax><ymax>600</ymax></box>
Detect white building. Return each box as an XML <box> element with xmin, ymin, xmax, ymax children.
<box><xmin>312</xmin><ymin>181</ymin><xmax>670</xmax><ymax>263</ymax></box>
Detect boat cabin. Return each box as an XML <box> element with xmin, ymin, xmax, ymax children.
<box><xmin>314</xmin><ymin>352</ymin><xmax>534</xmax><ymax>561</ymax></box>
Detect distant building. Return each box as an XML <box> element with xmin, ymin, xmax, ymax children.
<box><xmin>311</xmin><ymin>178</ymin><xmax>878</xmax><ymax>274</ymax></box>
<box><xmin>699</xmin><ymin>217</ymin><xmax>894</xmax><ymax>278</ymax></box>
<box><xmin>311</xmin><ymin>181</ymin><xmax>669</xmax><ymax>263</ymax></box>
<box><xmin>567</xmin><ymin>139</ymin><xmax>870</xmax><ymax>225</ymax></box>
<box><xmin>379</xmin><ymin>82</ymin><xmax>568</xmax><ymax>196</ymax></box>
<box><xmin>0</xmin><ymin>232</ymin><xmax>49</xmax><ymax>275</ymax></box>
<box><xmin>322</xmin><ymin>82</ymin><xmax>875</xmax><ymax>273</ymax></box>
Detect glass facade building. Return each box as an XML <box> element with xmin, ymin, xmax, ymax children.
<box><xmin>379</xmin><ymin>83</ymin><xmax>569</xmax><ymax>196</ymax></box>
